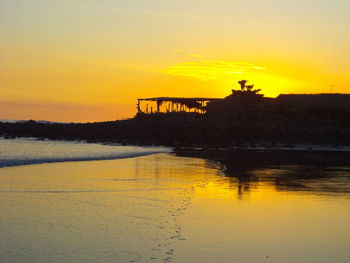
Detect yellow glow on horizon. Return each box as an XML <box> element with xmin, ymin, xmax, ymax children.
<box><xmin>165</xmin><ymin>60</ymin><xmax>266</xmax><ymax>81</ymax></box>
<box><xmin>165</xmin><ymin>60</ymin><xmax>309</xmax><ymax>98</ymax></box>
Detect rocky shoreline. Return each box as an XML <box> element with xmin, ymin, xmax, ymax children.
<box><xmin>1</xmin><ymin>113</ymin><xmax>350</xmax><ymax>149</ymax></box>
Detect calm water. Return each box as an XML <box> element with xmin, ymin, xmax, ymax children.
<box><xmin>0</xmin><ymin>139</ymin><xmax>349</xmax><ymax>263</ymax></box>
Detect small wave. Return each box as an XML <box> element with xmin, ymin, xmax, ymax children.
<box><xmin>0</xmin><ymin>138</ymin><xmax>172</xmax><ymax>168</ymax></box>
<box><xmin>0</xmin><ymin>151</ymin><xmax>171</xmax><ymax>168</ymax></box>
<box><xmin>0</xmin><ymin>188</ymin><xmax>181</xmax><ymax>193</ymax></box>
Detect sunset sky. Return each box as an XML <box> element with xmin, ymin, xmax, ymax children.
<box><xmin>1</xmin><ymin>0</ymin><xmax>349</xmax><ymax>122</ymax></box>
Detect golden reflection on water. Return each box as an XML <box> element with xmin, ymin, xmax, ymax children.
<box><xmin>0</xmin><ymin>153</ymin><xmax>349</xmax><ymax>263</ymax></box>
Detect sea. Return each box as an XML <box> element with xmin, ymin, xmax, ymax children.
<box><xmin>0</xmin><ymin>138</ymin><xmax>349</xmax><ymax>263</ymax></box>
<box><xmin>0</xmin><ymin>138</ymin><xmax>172</xmax><ymax>168</ymax></box>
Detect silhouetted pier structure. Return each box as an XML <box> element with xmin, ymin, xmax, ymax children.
<box><xmin>137</xmin><ymin>80</ymin><xmax>350</xmax><ymax>118</ymax></box>
<box><xmin>137</xmin><ymin>97</ymin><xmax>221</xmax><ymax>114</ymax></box>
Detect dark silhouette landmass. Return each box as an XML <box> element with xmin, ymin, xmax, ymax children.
<box><xmin>1</xmin><ymin>81</ymin><xmax>350</xmax><ymax>147</ymax></box>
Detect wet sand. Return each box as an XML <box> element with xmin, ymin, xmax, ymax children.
<box><xmin>0</xmin><ymin>153</ymin><xmax>349</xmax><ymax>263</ymax></box>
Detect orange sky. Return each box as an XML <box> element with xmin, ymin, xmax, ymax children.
<box><xmin>1</xmin><ymin>0</ymin><xmax>349</xmax><ymax>122</ymax></box>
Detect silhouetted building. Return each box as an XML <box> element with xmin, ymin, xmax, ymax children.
<box><xmin>275</xmin><ymin>94</ymin><xmax>350</xmax><ymax>120</ymax></box>
<box><xmin>137</xmin><ymin>81</ymin><xmax>350</xmax><ymax>121</ymax></box>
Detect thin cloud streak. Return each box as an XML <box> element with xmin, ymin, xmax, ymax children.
<box><xmin>166</xmin><ymin>60</ymin><xmax>265</xmax><ymax>81</ymax></box>
<box><xmin>188</xmin><ymin>54</ymin><xmax>203</xmax><ymax>58</ymax></box>
<box><xmin>113</xmin><ymin>7</ymin><xmax>256</xmax><ymax>24</ymax></box>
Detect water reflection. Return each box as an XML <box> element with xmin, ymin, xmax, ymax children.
<box><xmin>176</xmin><ymin>149</ymin><xmax>350</xmax><ymax>199</ymax></box>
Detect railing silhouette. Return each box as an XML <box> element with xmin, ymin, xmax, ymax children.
<box><xmin>137</xmin><ymin>97</ymin><xmax>221</xmax><ymax>114</ymax></box>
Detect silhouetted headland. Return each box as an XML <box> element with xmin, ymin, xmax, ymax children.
<box><xmin>1</xmin><ymin>81</ymin><xmax>350</xmax><ymax>150</ymax></box>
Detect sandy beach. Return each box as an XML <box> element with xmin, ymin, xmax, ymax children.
<box><xmin>1</xmin><ymin>153</ymin><xmax>350</xmax><ymax>263</ymax></box>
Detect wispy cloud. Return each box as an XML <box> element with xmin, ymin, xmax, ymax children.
<box><xmin>188</xmin><ymin>54</ymin><xmax>203</xmax><ymax>58</ymax></box>
<box><xmin>166</xmin><ymin>61</ymin><xmax>265</xmax><ymax>81</ymax></box>
<box><xmin>172</xmin><ymin>49</ymin><xmax>183</xmax><ymax>53</ymax></box>
<box><xmin>114</xmin><ymin>8</ymin><xmax>255</xmax><ymax>24</ymax></box>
